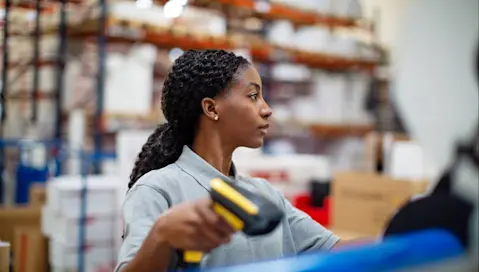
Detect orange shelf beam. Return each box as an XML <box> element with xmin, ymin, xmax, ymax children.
<box><xmin>216</xmin><ymin>0</ymin><xmax>357</xmax><ymax>27</ymax></box>
<box><xmin>156</xmin><ymin>0</ymin><xmax>357</xmax><ymax>27</ymax></box>
<box><xmin>3</xmin><ymin>0</ymin><xmax>84</xmax><ymax>13</ymax></box>
<box><xmin>1</xmin><ymin>3</ymin><xmax>55</xmax><ymax>13</ymax></box>
<box><xmin>69</xmin><ymin>17</ymin><xmax>377</xmax><ymax>71</ymax></box>
<box><xmin>6</xmin><ymin>90</ymin><xmax>55</xmax><ymax>100</ymax></box>
<box><xmin>6</xmin><ymin>59</ymin><xmax>58</xmax><ymax>69</ymax></box>
<box><xmin>309</xmin><ymin>123</ymin><xmax>374</xmax><ymax>138</ymax></box>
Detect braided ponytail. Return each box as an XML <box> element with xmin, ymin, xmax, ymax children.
<box><xmin>128</xmin><ymin>123</ymin><xmax>184</xmax><ymax>188</ymax></box>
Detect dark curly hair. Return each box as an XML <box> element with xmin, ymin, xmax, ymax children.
<box><xmin>128</xmin><ymin>49</ymin><xmax>250</xmax><ymax>189</ymax></box>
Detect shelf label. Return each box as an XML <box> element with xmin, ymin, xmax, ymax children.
<box><xmin>107</xmin><ymin>25</ymin><xmax>145</xmax><ymax>40</ymax></box>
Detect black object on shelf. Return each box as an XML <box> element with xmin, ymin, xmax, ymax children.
<box><xmin>53</xmin><ymin>0</ymin><xmax>68</xmax><ymax>175</ymax></box>
<box><xmin>309</xmin><ymin>179</ymin><xmax>331</xmax><ymax>208</ymax></box>
<box><xmin>31</xmin><ymin>0</ymin><xmax>42</xmax><ymax>124</ymax></box>
<box><xmin>92</xmin><ymin>0</ymin><xmax>108</xmax><ymax>174</ymax></box>
<box><xmin>0</xmin><ymin>0</ymin><xmax>11</xmax><ymax>205</ymax></box>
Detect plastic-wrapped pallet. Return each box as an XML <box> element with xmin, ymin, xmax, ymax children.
<box><xmin>41</xmin><ymin>175</ymin><xmax>120</xmax><ymax>272</ymax></box>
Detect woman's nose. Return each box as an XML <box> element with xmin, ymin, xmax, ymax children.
<box><xmin>260</xmin><ymin>102</ymin><xmax>273</xmax><ymax>119</ymax></box>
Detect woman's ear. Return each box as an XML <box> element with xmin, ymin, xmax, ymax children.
<box><xmin>201</xmin><ymin>97</ymin><xmax>218</xmax><ymax>121</ymax></box>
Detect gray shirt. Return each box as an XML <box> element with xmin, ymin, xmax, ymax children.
<box><xmin>115</xmin><ymin>146</ymin><xmax>339</xmax><ymax>271</ymax></box>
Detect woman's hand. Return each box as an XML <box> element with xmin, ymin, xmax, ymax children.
<box><xmin>154</xmin><ymin>198</ymin><xmax>236</xmax><ymax>252</ymax></box>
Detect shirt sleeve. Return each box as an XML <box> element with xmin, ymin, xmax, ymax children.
<box><xmin>114</xmin><ymin>184</ymin><xmax>171</xmax><ymax>271</ymax></box>
<box><xmin>278</xmin><ymin>190</ymin><xmax>340</xmax><ymax>253</ymax></box>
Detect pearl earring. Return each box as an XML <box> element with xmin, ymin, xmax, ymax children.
<box><xmin>214</xmin><ymin>116</ymin><xmax>219</xmax><ymax>121</ymax></box>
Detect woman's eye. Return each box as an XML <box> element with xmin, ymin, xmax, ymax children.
<box><xmin>249</xmin><ymin>93</ymin><xmax>258</xmax><ymax>100</ymax></box>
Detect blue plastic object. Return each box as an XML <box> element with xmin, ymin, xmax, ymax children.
<box><xmin>0</xmin><ymin>139</ymin><xmax>59</xmax><ymax>204</ymax></box>
<box><xmin>201</xmin><ymin>229</ymin><xmax>464</xmax><ymax>272</ymax></box>
<box><xmin>15</xmin><ymin>142</ymin><xmax>50</xmax><ymax>204</ymax></box>
<box><xmin>15</xmin><ymin>163</ymin><xmax>49</xmax><ymax>204</ymax></box>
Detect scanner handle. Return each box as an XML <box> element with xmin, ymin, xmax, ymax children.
<box><xmin>179</xmin><ymin>250</ymin><xmax>203</xmax><ymax>269</ymax></box>
<box><xmin>179</xmin><ymin>178</ymin><xmax>256</xmax><ymax>269</ymax></box>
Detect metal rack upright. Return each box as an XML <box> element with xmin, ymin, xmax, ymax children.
<box><xmin>0</xmin><ymin>0</ymin><xmax>108</xmax><ymax>196</ymax></box>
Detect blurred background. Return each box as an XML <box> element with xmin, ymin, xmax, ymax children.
<box><xmin>0</xmin><ymin>0</ymin><xmax>475</xmax><ymax>271</ymax></box>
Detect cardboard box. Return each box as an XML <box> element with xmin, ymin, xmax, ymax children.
<box><xmin>29</xmin><ymin>184</ymin><xmax>47</xmax><ymax>207</ymax></box>
<box><xmin>0</xmin><ymin>207</ymin><xmax>41</xmax><ymax>246</ymax></box>
<box><xmin>13</xmin><ymin>227</ymin><xmax>48</xmax><ymax>272</ymax></box>
<box><xmin>331</xmin><ymin>172</ymin><xmax>429</xmax><ymax>236</ymax></box>
<box><xmin>0</xmin><ymin>242</ymin><xmax>11</xmax><ymax>272</ymax></box>
<box><xmin>0</xmin><ymin>207</ymin><xmax>46</xmax><ymax>272</ymax></box>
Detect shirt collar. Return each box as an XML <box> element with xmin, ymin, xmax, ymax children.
<box><xmin>175</xmin><ymin>145</ymin><xmax>238</xmax><ymax>189</ymax></box>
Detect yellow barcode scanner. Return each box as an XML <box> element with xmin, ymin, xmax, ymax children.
<box><xmin>178</xmin><ymin>178</ymin><xmax>285</xmax><ymax>270</ymax></box>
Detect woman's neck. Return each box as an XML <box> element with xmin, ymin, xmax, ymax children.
<box><xmin>192</xmin><ymin>133</ymin><xmax>235</xmax><ymax>176</ymax></box>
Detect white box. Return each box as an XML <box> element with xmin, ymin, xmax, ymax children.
<box><xmin>294</xmin><ymin>26</ymin><xmax>332</xmax><ymax>53</ymax></box>
<box><xmin>109</xmin><ymin>2</ymin><xmax>172</xmax><ymax>27</ymax></box>
<box><xmin>46</xmin><ymin>175</ymin><xmax>120</xmax><ymax>217</ymax></box>
<box><xmin>234</xmin><ymin>154</ymin><xmax>331</xmax><ymax>198</ymax></box>
<box><xmin>42</xmin><ymin>206</ymin><xmax>117</xmax><ymax>246</ymax></box>
<box><xmin>49</xmin><ymin>240</ymin><xmax>116</xmax><ymax>272</ymax></box>
<box><xmin>178</xmin><ymin>7</ymin><xmax>227</xmax><ymax>37</ymax></box>
<box><xmin>312</xmin><ymin>72</ymin><xmax>348</xmax><ymax>123</ymax></box>
<box><xmin>104</xmin><ymin>44</ymin><xmax>155</xmax><ymax>115</ymax></box>
<box><xmin>267</xmin><ymin>20</ymin><xmax>295</xmax><ymax>47</ymax></box>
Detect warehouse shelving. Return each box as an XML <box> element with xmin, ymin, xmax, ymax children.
<box><xmin>157</xmin><ymin>0</ymin><xmax>360</xmax><ymax>27</ymax></box>
<box><xmin>0</xmin><ymin>0</ymin><xmax>87</xmax><ymax>204</ymax></box>
<box><xmin>2</xmin><ymin>0</ymin><xmax>380</xmax><ymax>170</ymax></box>
<box><xmin>69</xmin><ymin>17</ymin><xmax>376</xmax><ymax>71</ymax></box>
<box><xmin>66</xmin><ymin>17</ymin><xmax>376</xmax><ymax>136</ymax></box>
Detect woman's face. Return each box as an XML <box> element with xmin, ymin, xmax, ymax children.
<box><xmin>214</xmin><ymin>65</ymin><xmax>273</xmax><ymax>149</ymax></box>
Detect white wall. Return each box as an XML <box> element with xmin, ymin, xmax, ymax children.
<box><xmin>393</xmin><ymin>0</ymin><xmax>479</xmax><ymax>180</ymax></box>
<box><xmin>361</xmin><ymin>0</ymin><xmax>413</xmax><ymax>63</ymax></box>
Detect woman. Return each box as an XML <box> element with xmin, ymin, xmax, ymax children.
<box><xmin>115</xmin><ymin>49</ymin><xmax>341</xmax><ymax>272</ymax></box>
